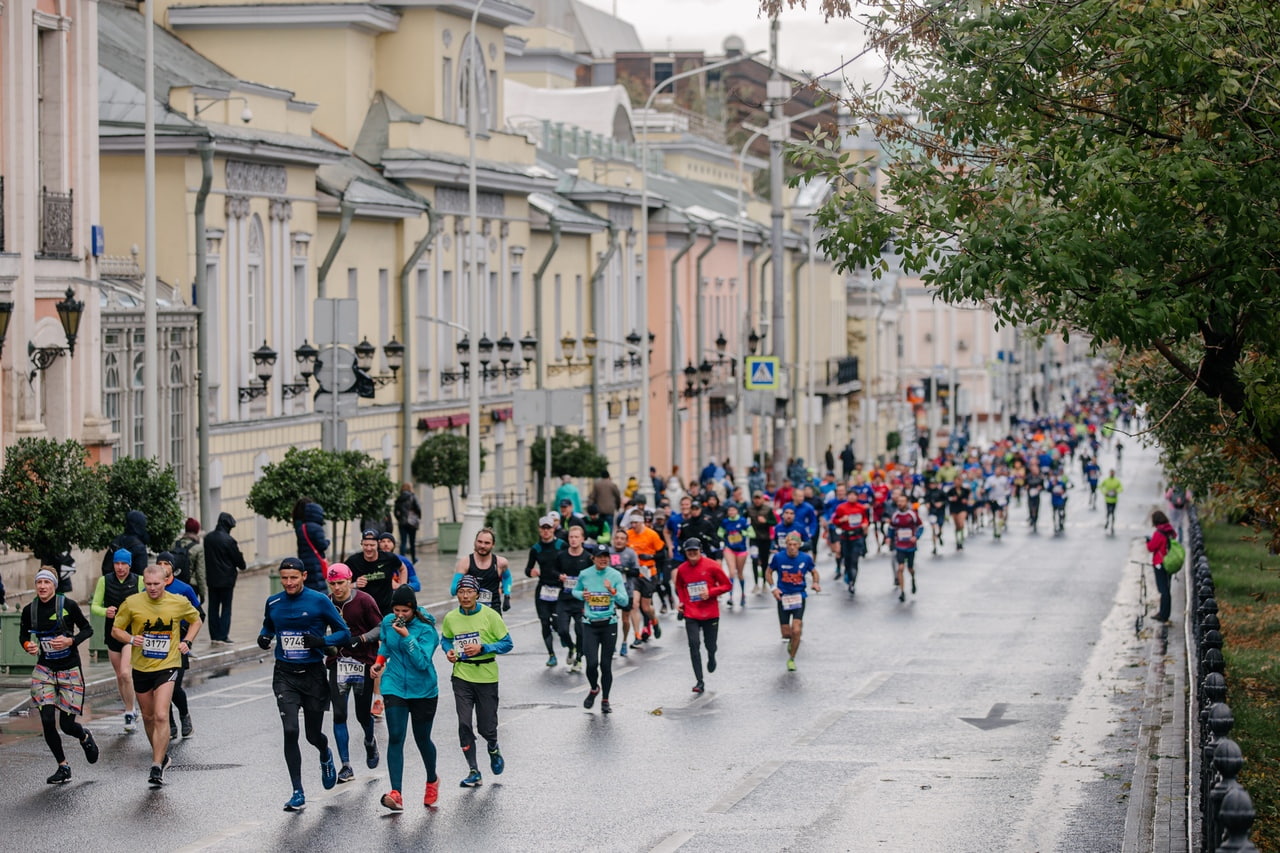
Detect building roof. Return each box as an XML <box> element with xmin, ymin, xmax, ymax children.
<box><xmin>504</xmin><ymin>80</ymin><xmax>634</xmax><ymax>142</ymax></box>
<box><xmin>520</xmin><ymin>0</ymin><xmax>642</xmax><ymax>58</ymax></box>
<box><xmin>317</xmin><ymin>155</ymin><xmax>430</xmax><ymax>217</ymax></box>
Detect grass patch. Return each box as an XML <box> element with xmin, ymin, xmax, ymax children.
<box><xmin>1204</xmin><ymin>522</ymin><xmax>1280</xmax><ymax>852</ymax></box>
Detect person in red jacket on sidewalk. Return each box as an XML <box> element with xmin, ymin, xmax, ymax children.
<box><xmin>673</xmin><ymin>538</ymin><xmax>732</xmax><ymax>694</ymax></box>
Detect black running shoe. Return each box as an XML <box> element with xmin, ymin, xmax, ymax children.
<box><xmin>148</xmin><ymin>765</ymin><xmax>164</xmax><ymax>786</ymax></box>
<box><xmin>47</xmin><ymin>764</ymin><xmax>71</xmax><ymax>785</ymax></box>
<box><xmin>81</xmin><ymin>732</ymin><xmax>99</xmax><ymax>765</ymax></box>
<box><xmin>584</xmin><ymin>688</ymin><xmax>599</xmax><ymax>709</ymax></box>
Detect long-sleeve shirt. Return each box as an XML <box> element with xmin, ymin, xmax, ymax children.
<box><xmin>674</xmin><ymin>557</ymin><xmax>732</xmax><ymax>621</ymax></box>
<box><xmin>20</xmin><ymin>596</ymin><xmax>92</xmax><ymax>671</ymax></box>
<box><xmin>439</xmin><ymin>605</ymin><xmax>513</xmax><ymax>684</ymax></box>
<box><xmin>328</xmin><ymin>589</ymin><xmax>383</xmax><ymax>667</ymax></box>
<box><xmin>259</xmin><ymin>587</ymin><xmax>351</xmax><ymax>665</ymax></box>
<box><xmin>376</xmin><ymin>609</ymin><xmax>439</xmax><ymax>700</ymax></box>
<box><xmin>571</xmin><ymin>567</ymin><xmax>629</xmax><ymax>624</ymax></box>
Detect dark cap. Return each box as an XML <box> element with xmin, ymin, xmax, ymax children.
<box><xmin>377</xmin><ymin>531</ymin><xmax>396</xmax><ymax>544</ymax></box>
<box><xmin>279</xmin><ymin>557</ymin><xmax>306</xmax><ymax>573</ymax></box>
<box><xmin>593</xmin><ymin>545</ymin><xmax>613</xmax><ymax>559</ymax></box>
<box><xmin>682</xmin><ymin>537</ymin><xmax>702</xmax><ymax>552</ymax></box>
<box><xmin>361</xmin><ymin>529</ymin><xmax>379</xmax><ymax>541</ymax></box>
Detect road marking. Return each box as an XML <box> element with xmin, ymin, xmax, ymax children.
<box><xmin>215</xmin><ymin>692</ymin><xmax>274</xmax><ymax>709</ymax></box>
<box><xmin>793</xmin><ymin>709</ymin><xmax>844</xmax><ymax>747</ymax></box>
<box><xmin>650</xmin><ymin>830</ymin><xmax>695</xmax><ymax>852</ymax></box>
<box><xmin>174</xmin><ymin>820</ymin><xmax>264</xmax><ymax>852</ymax></box>
<box><xmin>705</xmin><ymin>759</ymin><xmax>784</xmax><ymax>814</ymax></box>
<box><xmin>849</xmin><ymin>671</ymin><xmax>893</xmax><ymax>700</ymax></box>
<box><xmin>188</xmin><ymin>675</ymin><xmax>273</xmax><ymax>699</ymax></box>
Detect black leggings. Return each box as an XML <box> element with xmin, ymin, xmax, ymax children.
<box><xmin>535</xmin><ymin>596</ymin><xmax>557</xmax><ymax>654</ymax></box>
<box><xmin>280</xmin><ymin>704</ymin><xmax>329</xmax><ymax>791</ymax></box>
<box><xmin>839</xmin><ymin>535</ymin><xmax>865</xmax><ymax>585</ymax></box>
<box><xmin>39</xmin><ymin>705</ymin><xmax>84</xmax><ymax>764</ymax></box>
<box><xmin>170</xmin><ymin>667</ymin><xmax>189</xmax><ymax>718</ymax></box>
<box><xmin>684</xmin><ymin>617</ymin><xmax>719</xmax><ymax>683</ymax></box>
<box><xmin>750</xmin><ymin>538</ymin><xmax>772</xmax><ymax>582</ymax></box>
<box><xmin>582</xmin><ymin>621</ymin><xmax>618</xmax><ymax>698</ymax></box>
<box><xmin>555</xmin><ymin>599</ymin><xmax>583</xmax><ymax>653</ymax></box>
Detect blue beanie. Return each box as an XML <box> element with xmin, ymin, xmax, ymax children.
<box><xmin>113</xmin><ymin>548</ymin><xmax>132</xmax><ymax>564</ymax></box>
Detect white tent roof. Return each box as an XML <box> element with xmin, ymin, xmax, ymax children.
<box><xmin>504</xmin><ymin>80</ymin><xmax>634</xmax><ymax>141</ymax></box>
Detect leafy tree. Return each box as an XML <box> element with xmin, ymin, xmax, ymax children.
<box><xmin>412</xmin><ymin>433</ymin><xmax>486</xmax><ymax>523</ymax></box>
<box><xmin>338</xmin><ymin>449</ymin><xmax>397</xmax><ymax>533</ymax></box>
<box><xmin>0</xmin><ymin>438</ymin><xmax>107</xmax><ymax>565</ymax></box>
<box><xmin>97</xmin><ymin>456</ymin><xmax>183</xmax><ymax>550</ymax></box>
<box><xmin>530</xmin><ymin>432</ymin><xmax>608</xmax><ymax>479</ymax></box>
<box><xmin>247</xmin><ymin>447</ymin><xmax>347</xmax><ymax>524</ymax></box>
<box><xmin>776</xmin><ymin>0</ymin><xmax>1280</xmax><ymax>475</ymax></box>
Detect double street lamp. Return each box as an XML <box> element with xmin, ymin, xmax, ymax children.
<box><xmin>238</xmin><ymin>335</ymin><xmax>404</xmax><ymax>403</ymax></box>
<box><xmin>440</xmin><ymin>331</ymin><xmax>539</xmax><ymax>384</ymax></box>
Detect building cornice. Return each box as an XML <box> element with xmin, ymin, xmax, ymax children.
<box><xmin>376</xmin><ymin>0</ymin><xmax>533</xmax><ymax>27</ymax></box>
<box><xmin>168</xmin><ymin>3</ymin><xmax>401</xmax><ymax>34</ymax></box>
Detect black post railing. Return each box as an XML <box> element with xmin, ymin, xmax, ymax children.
<box><xmin>1188</xmin><ymin>506</ymin><xmax>1261</xmax><ymax>852</ymax></box>
<box><xmin>826</xmin><ymin>356</ymin><xmax>859</xmax><ymax>386</ymax></box>
<box><xmin>40</xmin><ymin>186</ymin><xmax>74</xmax><ymax>258</ymax></box>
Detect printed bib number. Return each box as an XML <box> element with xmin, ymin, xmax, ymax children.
<box><xmin>142</xmin><ymin>632</ymin><xmax>171</xmax><ymax>660</ymax></box>
<box><xmin>1029</xmin><ymin>487</ymin><xmax>1042</xmax><ymax>497</ymax></box>
<box><xmin>780</xmin><ymin>593</ymin><xmax>803</xmax><ymax>611</ymax></box>
<box><xmin>477</xmin><ymin>589</ymin><xmax>493</xmax><ymax>605</ymax></box>
<box><xmin>453</xmin><ymin>632</ymin><xmax>481</xmax><ymax>658</ymax></box>
<box><xmin>1106</xmin><ymin>490</ymin><xmax>1117</xmax><ymax>498</ymax></box>
<box><xmin>586</xmin><ymin>592</ymin><xmax>613</xmax><ymax>615</ymax></box>
<box><xmin>279</xmin><ymin>631</ymin><xmax>308</xmax><ymax>661</ymax></box>
<box><xmin>1053</xmin><ymin>485</ymin><xmax>1065</xmax><ymax>495</ymax></box>
<box><xmin>336</xmin><ymin>657</ymin><xmax>365</xmax><ymax>685</ymax></box>
<box><xmin>727</xmin><ymin>531</ymin><xmax>744</xmax><ymax>545</ymax></box>
<box><xmin>687</xmin><ymin>581</ymin><xmax>708</xmax><ymax>602</ymax></box>
<box><xmin>539</xmin><ymin>586</ymin><xmax>561</xmax><ymax>602</ymax></box>
<box><xmin>896</xmin><ymin>527</ymin><xmax>913</xmax><ymax>541</ymax></box>
<box><xmin>36</xmin><ymin>632</ymin><xmax>71</xmax><ymax>661</ymax></box>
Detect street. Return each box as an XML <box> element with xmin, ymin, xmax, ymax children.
<box><xmin>0</xmin><ymin>445</ymin><xmax>1161</xmax><ymax>853</ymax></box>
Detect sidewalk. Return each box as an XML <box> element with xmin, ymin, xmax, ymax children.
<box><xmin>1</xmin><ymin>549</ymin><xmax>530</xmax><ymax>715</ymax></box>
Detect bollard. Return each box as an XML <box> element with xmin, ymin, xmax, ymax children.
<box><xmin>1203</xmin><ymin>703</ymin><xmax>1235</xmax><ymax>837</ymax></box>
<box><xmin>1217</xmin><ymin>785</ymin><xmax>1260</xmax><ymax>853</ymax></box>
<box><xmin>1201</xmin><ymin>647</ymin><xmax>1225</xmax><ymax>682</ymax></box>
<box><xmin>1210</xmin><ymin>738</ymin><xmax>1245</xmax><ymax>852</ymax></box>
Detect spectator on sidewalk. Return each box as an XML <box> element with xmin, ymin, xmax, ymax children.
<box><xmin>100</xmin><ymin>509</ymin><xmax>149</xmax><ymax>576</ymax></box>
<box><xmin>588</xmin><ymin>471</ymin><xmax>622</xmax><ymax>519</ymax></box>
<box><xmin>204</xmin><ymin>512</ymin><xmax>247</xmax><ymax>644</ymax></box>
<box><xmin>295</xmin><ymin>500</ymin><xmax>330</xmax><ymax>593</ymax></box>
<box><xmin>172</xmin><ymin>517</ymin><xmax>206</xmax><ymax>604</ymax></box>
<box><xmin>554</xmin><ymin>475</ymin><xmax>582</xmax><ymax>516</ymax></box>
<box><xmin>1145</xmin><ymin>510</ymin><xmax>1178</xmax><ymax>623</ymax></box>
<box><xmin>393</xmin><ymin>484</ymin><xmax>422</xmax><ymax>563</ymax></box>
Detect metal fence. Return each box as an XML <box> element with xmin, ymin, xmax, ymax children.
<box><xmin>40</xmin><ymin>186</ymin><xmax>74</xmax><ymax>258</ymax></box>
<box><xmin>1188</xmin><ymin>506</ymin><xmax>1261</xmax><ymax>852</ymax></box>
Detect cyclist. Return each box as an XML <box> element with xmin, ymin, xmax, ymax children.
<box><xmin>1100</xmin><ymin>469</ymin><xmax>1123</xmax><ymax>534</ymax></box>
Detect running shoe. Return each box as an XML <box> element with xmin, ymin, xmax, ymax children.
<box><xmin>489</xmin><ymin>747</ymin><xmax>505</xmax><ymax>775</ymax></box>
<box><xmin>148</xmin><ymin>765</ymin><xmax>164</xmax><ymax>786</ymax></box>
<box><xmin>707</xmin><ymin>654</ymin><xmax>717</xmax><ymax>673</ymax></box>
<box><xmin>320</xmin><ymin>748</ymin><xmax>337</xmax><ymax>790</ymax></box>
<box><xmin>370</xmin><ymin>695</ymin><xmax>384</xmax><ymax>717</ymax></box>
<box><xmin>691</xmin><ymin>682</ymin><xmax>705</xmax><ymax>694</ymax></box>
<box><xmin>911</xmin><ymin>577</ymin><xmax>917</xmax><ymax>594</ymax></box>
<box><xmin>660</xmin><ymin>605</ymin><xmax>669</xmax><ymax>614</ymax></box>
<box><xmin>283</xmin><ymin>790</ymin><xmax>306</xmax><ymax>811</ymax></box>
<box><xmin>571</xmin><ymin>655</ymin><xmax>583</xmax><ymax>673</ymax></box>
<box><xmin>726</xmin><ymin>598</ymin><xmax>734</xmax><ymax>609</ymax></box>
<box><xmin>181</xmin><ymin>715</ymin><xmax>194</xmax><ymax>738</ymax></box>
<box><xmin>460</xmin><ymin>769</ymin><xmax>483</xmax><ymax>788</ymax></box>
<box><xmin>47</xmin><ymin>764</ymin><xmax>71</xmax><ymax>785</ymax></box>
<box><xmin>739</xmin><ymin>596</ymin><xmax>746</xmax><ymax>607</ymax></box>
<box><xmin>123</xmin><ymin>712</ymin><xmax>137</xmax><ymax>733</ymax></box>
<box><xmin>630</xmin><ymin>639</ymin><xmax>644</xmax><ymax>649</ymax></box>
<box><xmin>786</xmin><ymin>658</ymin><xmax>797</xmax><ymax>672</ymax></box>
<box><xmin>619</xmin><ymin>643</ymin><xmax>628</xmax><ymax>657</ymax></box>
<box><xmin>381</xmin><ymin>790</ymin><xmax>403</xmax><ymax>811</ymax></box>
<box><xmin>365</xmin><ymin>737</ymin><xmax>380</xmax><ymax>769</ymax></box>
<box><xmin>651</xmin><ymin>620</ymin><xmax>662</xmax><ymax>639</ymax></box>
<box><xmin>170</xmin><ymin>719</ymin><xmax>179</xmax><ymax>740</ymax></box>
<box><xmin>546</xmin><ymin>654</ymin><xmax>558</xmax><ymax>667</ymax></box>
<box><xmin>81</xmin><ymin>731</ymin><xmax>99</xmax><ymax>764</ymax></box>
<box><xmin>848</xmin><ymin>583</ymin><xmax>856</xmax><ymax>596</ymax></box>
<box><xmin>424</xmin><ymin>780</ymin><xmax>439</xmax><ymax>806</ymax></box>
<box><xmin>337</xmin><ymin>765</ymin><xmax>355</xmax><ymax>784</ymax></box>
<box><xmin>601</xmin><ymin>699</ymin><xmax>612</xmax><ymax>714</ymax></box>
<box><xmin>584</xmin><ymin>687</ymin><xmax>600</xmax><ymax>709</ymax></box>
<box><xmin>899</xmin><ymin>590</ymin><xmax>906</xmax><ymax>602</ymax></box>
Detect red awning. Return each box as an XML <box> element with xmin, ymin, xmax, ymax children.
<box><xmin>449</xmin><ymin>413</ymin><xmax>470</xmax><ymax>427</ymax></box>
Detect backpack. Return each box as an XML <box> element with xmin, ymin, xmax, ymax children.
<box><xmin>1163</xmin><ymin>540</ymin><xmax>1186</xmax><ymax>574</ymax></box>
<box><xmin>171</xmin><ymin>538</ymin><xmax>195</xmax><ymax>584</ymax></box>
<box><xmin>1171</xmin><ymin>491</ymin><xmax>1187</xmax><ymax>509</ymax></box>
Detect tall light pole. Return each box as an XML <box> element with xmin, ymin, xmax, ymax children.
<box><xmin>767</xmin><ymin>18</ymin><xmax>790</xmax><ymax>487</ymax></box>
<box><xmin>458</xmin><ymin>0</ymin><xmax>488</xmax><ymax>550</ymax></box>
<box><xmin>143</xmin><ymin>0</ymin><xmax>158</xmax><ymax>457</ymax></box>
<box><xmin>638</xmin><ymin>49</ymin><xmax>763</xmax><ymax>505</ymax></box>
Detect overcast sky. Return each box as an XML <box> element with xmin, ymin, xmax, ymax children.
<box><xmin>586</xmin><ymin>0</ymin><xmax>882</xmax><ymax>91</ymax></box>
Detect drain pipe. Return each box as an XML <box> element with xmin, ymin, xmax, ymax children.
<box><xmin>532</xmin><ymin>215</ymin><xmax>561</xmax><ymax>505</ymax></box>
<box><xmin>693</xmin><ymin>224</ymin><xmax>720</xmax><ymax>467</ymax></box>
<box><xmin>589</xmin><ymin>225</ymin><xmax>618</xmax><ymax>449</ymax></box>
<box><xmin>399</xmin><ymin>206</ymin><xmax>439</xmax><ymax>484</ymax></box>
<box><xmin>316</xmin><ymin>200</ymin><xmax>356</xmax><ymax>299</ymax></box>
<box><xmin>668</xmin><ymin>218</ymin><xmax>698</xmax><ymax>472</ymax></box>
<box><xmin>194</xmin><ymin>140</ymin><xmax>214</xmax><ymax>529</ymax></box>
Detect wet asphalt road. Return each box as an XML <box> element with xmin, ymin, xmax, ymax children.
<box><xmin>0</xmin><ymin>445</ymin><xmax>1163</xmax><ymax>853</ymax></box>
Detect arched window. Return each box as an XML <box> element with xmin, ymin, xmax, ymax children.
<box><xmin>456</xmin><ymin>34</ymin><xmax>491</xmax><ymax>129</ymax></box>
<box><xmin>169</xmin><ymin>350</ymin><xmax>186</xmax><ymax>487</ymax></box>
<box><xmin>104</xmin><ymin>352</ymin><xmax>121</xmax><ymax>459</ymax></box>
<box><xmin>246</xmin><ymin>214</ymin><xmax>266</xmax><ymax>380</ymax></box>
<box><xmin>132</xmin><ymin>351</ymin><xmax>145</xmax><ymax>458</ymax></box>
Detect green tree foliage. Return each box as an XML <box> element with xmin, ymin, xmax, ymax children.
<box><xmin>484</xmin><ymin>505</ymin><xmax>546</xmax><ymax>551</ymax></box>
<box><xmin>530</xmin><ymin>432</ymin><xmax>608</xmax><ymax>479</ymax></box>
<box><xmin>778</xmin><ymin>0</ymin><xmax>1280</xmax><ymax>474</ymax></box>
<box><xmin>412</xmin><ymin>433</ymin><xmax>485</xmax><ymax>522</ymax></box>
<box><xmin>337</xmin><ymin>450</ymin><xmax>396</xmax><ymax>524</ymax></box>
<box><xmin>0</xmin><ymin>438</ymin><xmax>107</xmax><ymax>565</ymax></box>
<box><xmin>97</xmin><ymin>456</ymin><xmax>183</xmax><ymax>550</ymax></box>
<box><xmin>247</xmin><ymin>447</ymin><xmax>348</xmax><ymax>524</ymax></box>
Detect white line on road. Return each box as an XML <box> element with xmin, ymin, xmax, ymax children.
<box><xmin>704</xmin><ymin>759</ymin><xmax>784</xmax><ymax>814</ymax></box>
<box><xmin>793</xmin><ymin>709</ymin><xmax>844</xmax><ymax>747</ymax></box>
<box><xmin>849</xmin><ymin>671</ymin><xmax>893</xmax><ymax>700</ymax></box>
<box><xmin>650</xmin><ymin>830</ymin><xmax>695</xmax><ymax>852</ymax></box>
<box><xmin>214</xmin><ymin>692</ymin><xmax>273</xmax><ymax>709</ymax></box>
<box><xmin>173</xmin><ymin>820</ymin><xmax>264</xmax><ymax>852</ymax></box>
<box><xmin>187</xmin><ymin>674</ymin><xmax>274</xmax><ymax>699</ymax></box>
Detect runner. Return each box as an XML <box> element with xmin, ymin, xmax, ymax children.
<box><xmin>673</xmin><ymin>538</ymin><xmax>731</xmax><ymax>694</ymax></box>
<box><xmin>111</xmin><ymin>565</ymin><xmax>202</xmax><ymax>786</ymax></box>
<box><xmin>1083</xmin><ymin>456</ymin><xmax>1101</xmax><ymax>510</ymax></box>
<box><xmin>525</xmin><ymin>515</ymin><xmax>567</xmax><ymax>667</ymax></box>
<box><xmin>625</xmin><ymin>514</ymin><xmax>665</xmax><ymax>647</ymax></box>
<box><xmin>20</xmin><ymin>569</ymin><xmax>98</xmax><ymax>784</ymax></box>
<box><xmin>379</xmin><ymin>532</ymin><xmax>421</xmax><ymax>592</ymax></box>
<box><xmin>573</xmin><ymin>545</ymin><xmax>629</xmax><ymax>713</ymax></box>
<box><xmin>555</xmin><ymin>525</ymin><xmax>593</xmax><ymax>669</ymax></box>
<box><xmin>887</xmin><ymin>493</ymin><xmax>924</xmax><ymax>603</ymax></box>
<box><xmin>348</xmin><ymin>529</ymin><xmax>405</xmax><ymax>616</ymax></box>
<box><xmin>371</xmin><ymin>585</ymin><xmax>441</xmax><ymax>810</ymax></box>
<box><xmin>90</xmin><ymin>549</ymin><xmax>143</xmax><ymax>732</ymax></box>
<box><xmin>747</xmin><ymin>490</ymin><xmax>778</xmax><ymax>593</ymax></box>
<box><xmin>719</xmin><ymin>502</ymin><xmax>751</xmax><ymax>608</ymax></box>
<box><xmin>1025</xmin><ymin>464</ymin><xmax>1045</xmax><ymax>533</ymax></box>
<box><xmin>325</xmin><ymin>563</ymin><xmax>383</xmax><ymax>784</ymax></box>
<box><xmin>984</xmin><ymin>465</ymin><xmax>1013</xmax><ymax>540</ymax></box>
<box><xmin>579</xmin><ymin>504</ymin><xmax>611</xmax><ymax>546</ymax></box>
<box><xmin>1100</xmin><ymin>469</ymin><xmax>1123</xmax><ymax>534</ymax></box>
<box><xmin>256</xmin><ymin>557</ymin><xmax>352</xmax><ymax>810</ymax></box>
<box><xmin>156</xmin><ymin>552</ymin><xmax>202</xmax><ymax>741</ymax></box>
<box><xmin>607</xmin><ymin>529</ymin><xmax>642</xmax><ymax>656</ymax></box>
<box><xmin>831</xmin><ymin>489</ymin><xmax>871</xmax><ymax>594</ymax></box>
<box><xmin>923</xmin><ymin>478</ymin><xmax>948</xmax><ymax>554</ymax></box>
<box><xmin>451</xmin><ymin>528</ymin><xmax>511</xmax><ymax>612</ymax></box>
<box><xmin>440</xmin><ymin>575</ymin><xmax>513</xmax><ymax>787</ymax></box>
<box><xmin>1049</xmin><ymin>471</ymin><xmax>1071</xmax><ymax>534</ymax></box>
<box><xmin>765</xmin><ymin>533</ymin><xmax>820</xmax><ymax>671</ymax></box>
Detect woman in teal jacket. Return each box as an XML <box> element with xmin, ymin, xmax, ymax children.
<box><xmin>371</xmin><ymin>585</ymin><xmax>440</xmax><ymax>810</ymax></box>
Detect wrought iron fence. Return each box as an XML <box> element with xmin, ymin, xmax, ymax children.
<box><xmin>40</xmin><ymin>186</ymin><xmax>74</xmax><ymax>258</ymax></box>
<box><xmin>1188</xmin><ymin>506</ymin><xmax>1261</xmax><ymax>852</ymax></box>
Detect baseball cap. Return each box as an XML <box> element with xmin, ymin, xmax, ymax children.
<box><xmin>593</xmin><ymin>545</ymin><xmax>614</xmax><ymax>559</ymax></box>
<box><xmin>682</xmin><ymin>537</ymin><xmax>702</xmax><ymax>552</ymax></box>
<box><xmin>361</xmin><ymin>529</ymin><xmax>379</xmax><ymax>541</ymax></box>
<box><xmin>752</xmin><ymin>490</ymin><xmax>765</xmax><ymax>498</ymax></box>
<box><xmin>278</xmin><ymin>557</ymin><xmax>305</xmax><ymax>573</ymax></box>
<box><xmin>326</xmin><ymin>563</ymin><xmax>353</xmax><ymax>581</ymax></box>
<box><xmin>538</xmin><ymin>515</ymin><xmax>554</xmax><ymax>527</ymax></box>
<box><xmin>548</xmin><ymin>510</ymin><xmax>561</xmax><ymax>521</ymax></box>
<box><xmin>559</xmin><ymin>498</ymin><xmax>573</xmax><ymax>506</ymax></box>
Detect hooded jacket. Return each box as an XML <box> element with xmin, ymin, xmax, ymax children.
<box><xmin>295</xmin><ymin>502</ymin><xmax>330</xmax><ymax>592</ymax></box>
<box><xmin>100</xmin><ymin>509</ymin><xmax>150</xmax><ymax>576</ymax></box>
<box><xmin>204</xmin><ymin>512</ymin><xmax>247</xmax><ymax>588</ymax></box>
<box><xmin>1147</xmin><ymin>522</ymin><xmax>1178</xmax><ymax>568</ymax></box>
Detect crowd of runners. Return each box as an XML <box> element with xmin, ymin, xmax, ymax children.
<box><xmin>18</xmin><ymin>391</ymin><xmax>1169</xmax><ymax>813</ymax></box>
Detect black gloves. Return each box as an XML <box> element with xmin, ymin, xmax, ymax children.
<box><xmin>257</xmin><ymin>635</ymin><xmax>272</xmax><ymax>650</ymax></box>
<box><xmin>303</xmin><ymin>633</ymin><xmax>328</xmax><ymax>650</ymax></box>
<box><xmin>502</xmin><ymin>595</ymin><xmax>511</xmax><ymax>612</ymax></box>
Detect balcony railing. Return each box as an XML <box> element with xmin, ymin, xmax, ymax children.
<box><xmin>828</xmin><ymin>356</ymin><xmax>860</xmax><ymax>386</ymax></box>
<box><xmin>40</xmin><ymin>187</ymin><xmax>74</xmax><ymax>258</ymax></box>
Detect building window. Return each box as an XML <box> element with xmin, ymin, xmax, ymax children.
<box><xmin>653</xmin><ymin>60</ymin><xmax>674</xmax><ymax>89</ymax></box>
<box><xmin>104</xmin><ymin>352</ymin><xmax>122</xmax><ymax>459</ymax></box>
<box><xmin>169</xmin><ymin>351</ymin><xmax>186</xmax><ymax>488</ymax></box>
<box><xmin>378</xmin><ymin>267</ymin><xmax>390</xmax><ymax>370</ymax></box>
<box><xmin>132</xmin><ymin>351</ymin><xmax>145</xmax><ymax>458</ymax></box>
<box><xmin>508</xmin><ymin>269</ymin><xmax>522</xmax><ymax>341</ymax></box>
<box><xmin>457</xmin><ymin>34</ymin><xmax>490</xmax><ymax>129</ymax></box>
<box><xmin>442</xmin><ymin>57</ymin><xmax>454</xmax><ymax>122</ymax></box>
<box><xmin>416</xmin><ymin>265</ymin><xmax>432</xmax><ymax>395</ymax></box>
<box><xmin>553</xmin><ymin>273</ymin><xmax>563</xmax><ymax>345</ymax></box>
<box><xmin>246</xmin><ymin>215</ymin><xmax>265</xmax><ymax>379</ymax></box>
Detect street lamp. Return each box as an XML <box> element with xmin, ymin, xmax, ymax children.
<box><xmin>27</xmin><ymin>287</ymin><xmax>86</xmax><ymax>381</ymax></box>
<box><xmin>238</xmin><ymin>340</ymin><xmax>278</xmax><ymax>402</ymax></box>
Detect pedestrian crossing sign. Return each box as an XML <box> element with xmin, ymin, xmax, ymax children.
<box><xmin>744</xmin><ymin>356</ymin><xmax>780</xmax><ymax>390</ymax></box>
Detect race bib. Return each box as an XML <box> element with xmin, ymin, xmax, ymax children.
<box><xmin>453</xmin><ymin>631</ymin><xmax>481</xmax><ymax>658</ymax></box>
<box><xmin>780</xmin><ymin>593</ymin><xmax>803</xmax><ymax>611</ymax></box>
<box><xmin>142</xmin><ymin>631</ymin><xmax>172</xmax><ymax>660</ymax></box>
<box><xmin>1053</xmin><ymin>485</ymin><xmax>1065</xmax><ymax>495</ymax></box>
<box><xmin>1029</xmin><ymin>487</ymin><xmax>1042</xmax><ymax>497</ymax></box>
<box><xmin>1106</xmin><ymin>490</ymin><xmax>1117</xmax><ymax>498</ymax></box>
<box><xmin>36</xmin><ymin>632</ymin><xmax>71</xmax><ymax>661</ymax></box>
<box><xmin>538</xmin><ymin>586</ymin><xmax>561</xmax><ymax>602</ymax></box>
<box><xmin>687</xmin><ymin>581</ymin><xmax>708</xmax><ymax>602</ymax></box>
<box><xmin>478</xmin><ymin>589</ymin><xmax>493</xmax><ymax>605</ymax></box>
<box><xmin>896</xmin><ymin>527</ymin><xmax>913</xmax><ymax>541</ymax></box>
<box><xmin>586</xmin><ymin>592</ymin><xmax>613</xmax><ymax>615</ymax></box>
<box><xmin>279</xmin><ymin>630</ymin><xmax>309</xmax><ymax>661</ymax></box>
<box><xmin>851</xmin><ymin>513</ymin><xmax>864</xmax><ymax>526</ymax></box>
<box><xmin>336</xmin><ymin>657</ymin><xmax>365</xmax><ymax>685</ymax></box>
<box><xmin>727</xmin><ymin>531</ymin><xmax>744</xmax><ymax>545</ymax></box>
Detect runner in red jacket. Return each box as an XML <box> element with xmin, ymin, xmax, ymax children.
<box><xmin>673</xmin><ymin>538</ymin><xmax>732</xmax><ymax>694</ymax></box>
